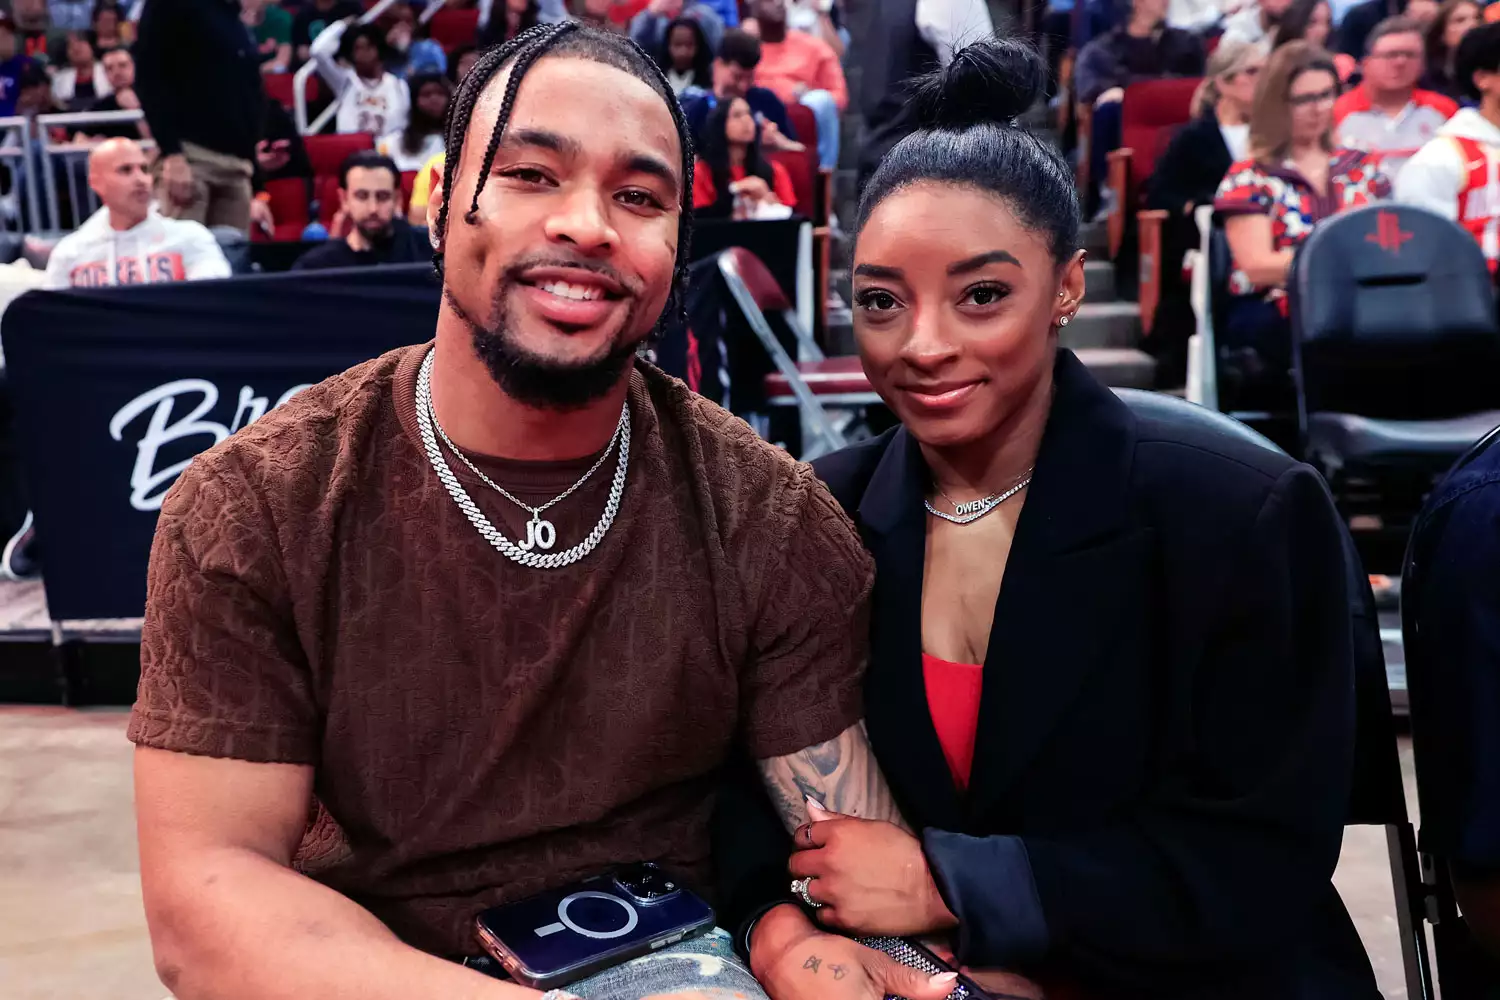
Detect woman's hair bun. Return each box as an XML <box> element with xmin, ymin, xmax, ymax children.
<box><xmin>907</xmin><ymin>36</ymin><xmax>1048</xmax><ymax>132</ymax></box>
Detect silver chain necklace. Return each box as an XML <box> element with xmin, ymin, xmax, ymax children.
<box><xmin>414</xmin><ymin>349</ymin><xmax>630</xmax><ymax>569</ymax></box>
<box><xmin>924</xmin><ymin>471</ymin><xmax>1032</xmax><ymax>526</ymax></box>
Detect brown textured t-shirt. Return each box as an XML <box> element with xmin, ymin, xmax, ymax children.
<box><xmin>127</xmin><ymin>343</ymin><xmax>871</xmax><ymax>957</ymax></box>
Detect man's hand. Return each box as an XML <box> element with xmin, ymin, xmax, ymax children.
<box><xmin>1094</xmin><ymin>86</ymin><xmax>1125</xmax><ymax>107</ymax></box>
<box><xmin>115</xmin><ymin>86</ymin><xmax>140</xmax><ymax>110</ymax></box>
<box><xmin>647</xmin><ymin>0</ymin><xmax>684</xmax><ymax>16</ymax></box>
<box><xmin>759</xmin><ymin>119</ymin><xmax>806</xmax><ymax>153</ymax></box>
<box><xmin>161</xmin><ymin>153</ymin><xmax>194</xmax><ymax>207</ymax></box>
<box><xmin>256</xmin><ymin>138</ymin><xmax>291</xmax><ymax>173</ymax></box>
<box><xmin>249</xmin><ymin>197</ymin><xmax>275</xmax><ymax>236</ymax></box>
<box><xmin>790</xmin><ymin>802</ymin><xmax>956</xmax><ymax>938</ymax></box>
<box><xmin>752</xmin><ymin>905</ymin><xmax>956</xmax><ymax>1000</ymax></box>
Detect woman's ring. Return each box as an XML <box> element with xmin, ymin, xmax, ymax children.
<box><xmin>790</xmin><ymin>876</ymin><xmax>823</xmax><ymax>908</ymax></box>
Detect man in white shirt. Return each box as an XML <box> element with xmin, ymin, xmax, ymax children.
<box><xmin>44</xmin><ymin>138</ymin><xmax>231</xmax><ymax>288</ymax></box>
<box><xmin>309</xmin><ymin>17</ymin><xmax>410</xmax><ymax>137</ymax></box>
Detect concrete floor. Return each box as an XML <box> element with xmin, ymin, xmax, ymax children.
<box><xmin>0</xmin><ymin>707</ymin><xmax>1425</xmax><ymax>1000</ymax></box>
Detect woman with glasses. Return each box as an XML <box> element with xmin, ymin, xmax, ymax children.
<box><xmin>1214</xmin><ymin>41</ymin><xmax>1389</xmax><ymax>399</ymax></box>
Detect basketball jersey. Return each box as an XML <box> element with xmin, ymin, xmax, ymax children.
<box><xmin>1452</xmin><ymin>135</ymin><xmax>1500</xmax><ymax>272</ymax></box>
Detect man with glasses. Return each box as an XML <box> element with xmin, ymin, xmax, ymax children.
<box><xmin>1335</xmin><ymin>16</ymin><xmax>1458</xmax><ymax>177</ymax></box>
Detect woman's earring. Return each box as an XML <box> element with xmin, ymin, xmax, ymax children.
<box><xmin>1059</xmin><ymin>315</ymin><xmax>1071</xmax><ymax>327</ymax></box>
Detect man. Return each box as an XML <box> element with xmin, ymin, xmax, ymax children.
<box><xmin>680</xmin><ymin>29</ymin><xmax>799</xmax><ymax>150</ymax></box>
<box><xmin>1220</xmin><ymin>0</ymin><xmax>1294</xmax><ymax>45</ymax></box>
<box><xmin>130</xmin><ymin>22</ymin><xmax>947</xmax><ymax>1000</ymax></box>
<box><xmin>292</xmin><ymin>0</ymin><xmax>362</xmax><ymax>64</ymax></box>
<box><xmin>0</xmin><ymin>15</ymin><xmax>36</xmax><ymax>117</ymax></box>
<box><xmin>43</xmin><ymin>138</ymin><xmax>231</xmax><ymax>288</ymax></box>
<box><xmin>1075</xmin><ymin>0</ymin><xmax>1204</xmax><ymax>213</ymax></box>
<box><xmin>1335</xmin><ymin>16</ymin><xmax>1458</xmax><ymax>178</ymax></box>
<box><xmin>135</xmin><ymin>0</ymin><xmax>263</xmax><ymax>233</ymax></box>
<box><xmin>849</xmin><ymin>0</ymin><xmax>993</xmax><ymax>191</ymax></box>
<box><xmin>1397</xmin><ymin>22</ymin><xmax>1500</xmax><ymax>270</ymax></box>
<box><xmin>630</xmin><ymin>0</ymin><xmax>727</xmax><ymax>57</ymax></box>
<box><xmin>81</xmin><ymin>46</ymin><xmax>148</xmax><ymax>141</ymax></box>
<box><xmin>11</xmin><ymin>0</ymin><xmax>62</xmax><ymax>64</ymax></box>
<box><xmin>294</xmin><ymin>151</ymin><xmax>427</xmax><ymax>270</ymax></box>
<box><xmin>745</xmin><ymin>0</ymin><xmax>846</xmax><ymax>169</ymax></box>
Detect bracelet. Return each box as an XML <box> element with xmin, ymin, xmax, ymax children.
<box><xmin>539</xmin><ymin>991</ymin><xmax>582</xmax><ymax>1000</ymax></box>
<box><xmin>254</xmin><ymin>190</ymin><xmax>272</xmax><ymax>203</ymax></box>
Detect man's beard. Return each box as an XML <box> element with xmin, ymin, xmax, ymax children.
<box><xmin>444</xmin><ymin>271</ymin><xmax>649</xmax><ymax>411</ymax></box>
<box><xmin>357</xmin><ymin>217</ymin><xmax>396</xmax><ymax>244</ymax></box>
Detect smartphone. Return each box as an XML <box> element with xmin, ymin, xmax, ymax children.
<box><xmin>474</xmin><ymin>863</ymin><xmax>715</xmax><ymax>991</ymax></box>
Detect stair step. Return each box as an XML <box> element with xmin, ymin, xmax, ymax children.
<box><xmin>1074</xmin><ymin>347</ymin><xmax>1157</xmax><ymax>389</ymax></box>
<box><xmin>1061</xmin><ymin>300</ymin><xmax>1138</xmax><ymax>350</ymax></box>
<box><xmin>1079</xmin><ymin>220</ymin><xmax>1108</xmax><ymax>256</ymax></box>
<box><xmin>1084</xmin><ymin>259</ymin><xmax>1116</xmax><ymax>301</ymax></box>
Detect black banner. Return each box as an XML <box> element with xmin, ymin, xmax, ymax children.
<box><xmin>2</xmin><ymin>265</ymin><xmax>438</xmax><ymax>621</ymax></box>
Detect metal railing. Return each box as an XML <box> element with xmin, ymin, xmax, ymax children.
<box><xmin>294</xmin><ymin>0</ymin><xmax>412</xmax><ymax>136</ymax></box>
<box><xmin>0</xmin><ymin>110</ymin><xmax>152</xmax><ymax>236</ymax></box>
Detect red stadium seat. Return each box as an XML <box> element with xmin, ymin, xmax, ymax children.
<box><xmin>780</xmin><ymin>102</ymin><xmax>835</xmax><ymax>334</ymax></box>
<box><xmin>263</xmin><ymin>72</ymin><xmax>320</xmax><ymax>113</ymax></box>
<box><xmin>316</xmin><ymin>174</ymin><xmax>344</xmax><ymax>227</ymax></box>
<box><xmin>1106</xmin><ymin>76</ymin><xmax>1200</xmax><ymax>258</ymax></box>
<box><xmin>766</xmin><ymin>150</ymin><xmax>815</xmax><ymax>218</ymax></box>
<box><xmin>305</xmin><ymin>132</ymin><xmax>376</xmax><ymax>180</ymax></box>
<box><xmin>254</xmin><ymin>177</ymin><xmax>311</xmax><ymax>242</ymax></box>
<box><xmin>428</xmin><ymin>8</ymin><xmax>480</xmax><ymax>52</ymax></box>
<box><xmin>401</xmin><ymin>169</ymin><xmax>417</xmax><ymax>213</ymax></box>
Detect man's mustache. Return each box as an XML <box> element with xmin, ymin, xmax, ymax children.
<box><xmin>502</xmin><ymin>253</ymin><xmax>642</xmax><ymax>299</ymax></box>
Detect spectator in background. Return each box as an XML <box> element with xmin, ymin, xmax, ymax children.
<box><xmin>783</xmin><ymin>0</ymin><xmax>845</xmax><ymax>58</ymax></box>
<box><xmin>243</xmin><ymin>0</ymin><xmax>293</xmax><ymax>75</ymax></box>
<box><xmin>404</xmin><ymin>147</ymin><xmax>442</xmax><ymax>225</ymax></box>
<box><xmin>1076</xmin><ymin>0</ymin><xmax>1205</xmax><ymax>214</ymax></box>
<box><xmin>1397</xmin><ymin>22</ymin><xmax>1500</xmax><ymax>269</ymax></box>
<box><xmin>78</xmin><ymin>45</ymin><xmax>146</xmax><ymax>140</ymax></box>
<box><xmin>680</xmin><ymin>29</ymin><xmax>799</xmax><ymax>151</ymax></box>
<box><xmin>247</xmin><ymin>98</ymin><xmax>311</xmax><ymax>237</ymax></box>
<box><xmin>1221</xmin><ymin>0</ymin><xmax>1294</xmax><ymax>44</ymax></box>
<box><xmin>1145</xmin><ymin>39</ymin><xmax>1267</xmax><ymax>382</ymax></box>
<box><xmin>311</xmin><ymin>18</ymin><xmax>410</xmax><ymax>137</ymax></box>
<box><xmin>0</xmin><ymin>17</ymin><xmax>36</xmax><ymax>117</ymax></box>
<box><xmin>11</xmin><ymin>0</ymin><xmax>61</xmax><ymax>65</ymax></box>
<box><xmin>44</xmin><ymin>138</ymin><xmax>231</xmax><ymax>288</ymax></box>
<box><xmin>1409</xmin><ymin>0</ymin><xmax>1442</xmax><ymax>25</ymax></box>
<box><xmin>293</xmin><ymin>0</ymin><xmax>361</xmax><ymax>64</ymax></box>
<box><xmin>630</xmin><ymin>0</ymin><xmax>726</xmax><ymax>56</ymax></box>
<box><xmin>48</xmin><ymin>0</ymin><xmax>92</xmax><ymax>34</ymax></box>
<box><xmin>448</xmin><ymin>44</ymin><xmax>480</xmax><ymax>85</ymax></box>
<box><xmin>849</xmin><ymin>0</ymin><xmax>994</xmax><ymax>192</ymax></box>
<box><xmin>292</xmin><ymin>151</ymin><xmax>426</xmax><ymax>269</ymax></box>
<box><xmin>657</xmin><ymin>15</ymin><xmax>713</xmax><ymax>93</ymax></box>
<box><xmin>378</xmin><ymin>73</ymin><xmax>449</xmax><ymax>171</ymax></box>
<box><xmin>746</xmin><ymin>0</ymin><xmax>846</xmax><ymax>169</ymax></box>
<box><xmin>382</xmin><ymin>2</ymin><xmax>447</xmax><ymax>78</ymax></box>
<box><xmin>52</xmin><ymin>31</ymin><xmax>108</xmax><ymax>110</ymax></box>
<box><xmin>480</xmin><ymin>0</ymin><xmax>542</xmax><ymax>45</ymax></box>
<box><xmin>89</xmin><ymin>1</ymin><xmax>129</xmax><ymax>54</ymax></box>
<box><xmin>1216</xmin><ymin>42</ymin><xmax>1389</xmax><ymax>381</ymax></box>
<box><xmin>1423</xmin><ymin>0</ymin><xmax>1481</xmax><ymax>99</ymax></box>
<box><xmin>693</xmin><ymin>94</ymin><xmax>796</xmax><ymax>217</ymax></box>
<box><xmin>1337</xmin><ymin>0</ymin><xmax>1437</xmax><ymax>57</ymax></box>
<box><xmin>1335</xmin><ymin>16</ymin><xmax>1458</xmax><ymax>174</ymax></box>
<box><xmin>135</xmin><ymin>0</ymin><xmax>263</xmax><ymax>233</ymax></box>
<box><xmin>1277</xmin><ymin>0</ymin><xmax>1334</xmax><ymax>49</ymax></box>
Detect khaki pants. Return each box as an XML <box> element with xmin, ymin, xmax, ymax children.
<box><xmin>157</xmin><ymin>142</ymin><xmax>254</xmax><ymax>234</ymax></box>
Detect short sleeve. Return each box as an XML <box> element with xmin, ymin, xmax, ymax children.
<box><xmin>1214</xmin><ymin>161</ymin><xmax>1274</xmax><ymax>217</ymax></box>
<box><xmin>739</xmin><ymin>466</ymin><xmax>872</xmax><ymax>759</ymax></box>
<box><xmin>692</xmin><ymin>159</ymin><xmax>716</xmax><ymax>210</ymax></box>
<box><xmin>127</xmin><ymin>451</ymin><xmax>320</xmax><ymax>764</ymax></box>
<box><xmin>770</xmin><ymin>160</ymin><xmax>797</xmax><ymax>210</ymax></box>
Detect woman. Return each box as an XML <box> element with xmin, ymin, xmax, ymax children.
<box><xmin>480</xmin><ymin>0</ymin><xmax>541</xmax><ymax>46</ymax></box>
<box><xmin>89</xmin><ymin>0</ymin><xmax>130</xmax><ymax>53</ymax></box>
<box><xmin>1144</xmin><ymin>40</ymin><xmax>1266</xmax><ymax>383</ymax></box>
<box><xmin>51</xmin><ymin>32</ymin><xmax>109</xmax><ymax>111</ymax></box>
<box><xmin>1215</xmin><ymin>42</ymin><xmax>1387</xmax><ymax>380</ymax></box>
<box><xmin>657</xmin><ymin>16</ymin><xmax>713</xmax><ymax>94</ymax></box>
<box><xmin>379</xmin><ymin>73</ymin><xmax>450</xmax><ymax>172</ymax></box>
<box><xmin>1423</xmin><ymin>0</ymin><xmax>1482</xmax><ymax>99</ymax></box>
<box><xmin>746</xmin><ymin>37</ymin><xmax>1382</xmax><ymax>1000</ymax></box>
<box><xmin>1275</xmin><ymin>0</ymin><xmax>1332</xmax><ymax>49</ymax></box>
<box><xmin>693</xmin><ymin>96</ymin><xmax>796</xmax><ymax>218</ymax></box>
<box><xmin>309</xmin><ymin>18</ymin><xmax>410</xmax><ymax>137</ymax></box>
<box><xmin>382</xmin><ymin>2</ymin><xmax>448</xmax><ymax>78</ymax></box>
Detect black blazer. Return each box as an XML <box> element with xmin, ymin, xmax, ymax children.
<box><xmin>1145</xmin><ymin>112</ymin><xmax>1236</xmax><ymax>218</ymax></box>
<box><xmin>809</xmin><ymin>351</ymin><xmax>1380</xmax><ymax>997</ymax></box>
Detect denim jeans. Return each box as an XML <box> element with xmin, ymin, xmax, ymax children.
<box><xmin>798</xmin><ymin>89</ymin><xmax>841</xmax><ymax>171</ymax></box>
<box><xmin>563</xmin><ymin>928</ymin><xmax>769</xmax><ymax>999</ymax></box>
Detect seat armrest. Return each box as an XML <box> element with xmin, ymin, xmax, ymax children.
<box><xmin>1137</xmin><ymin>209</ymin><xmax>1168</xmax><ymax>335</ymax></box>
<box><xmin>1074</xmin><ymin>100</ymin><xmax>1093</xmax><ymax>192</ymax></box>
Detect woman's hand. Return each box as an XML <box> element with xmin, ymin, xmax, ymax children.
<box><xmin>790</xmin><ymin>802</ymin><xmax>957</xmax><ymax>937</ymax></box>
<box><xmin>729</xmin><ymin>175</ymin><xmax>773</xmax><ymax>203</ymax></box>
<box><xmin>752</xmin><ymin>904</ymin><xmax>958</xmax><ymax>1000</ymax></box>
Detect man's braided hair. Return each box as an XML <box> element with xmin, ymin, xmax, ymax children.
<box><xmin>433</xmin><ymin>21</ymin><xmax>696</xmax><ymax>326</ymax></box>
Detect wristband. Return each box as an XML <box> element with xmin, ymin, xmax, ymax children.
<box><xmin>254</xmin><ymin>191</ymin><xmax>271</xmax><ymax>203</ymax></box>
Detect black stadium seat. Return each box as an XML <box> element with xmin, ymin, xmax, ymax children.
<box><xmin>1289</xmin><ymin>203</ymin><xmax>1500</xmax><ymax>568</ymax></box>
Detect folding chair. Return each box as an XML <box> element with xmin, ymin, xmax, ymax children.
<box><xmin>717</xmin><ymin>247</ymin><xmax>880</xmax><ymax>460</ymax></box>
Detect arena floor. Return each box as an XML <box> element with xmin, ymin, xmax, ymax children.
<box><xmin>0</xmin><ymin>706</ymin><xmax>1424</xmax><ymax>1000</ymax></box>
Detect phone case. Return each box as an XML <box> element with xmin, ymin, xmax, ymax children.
<box><xmin>475</xmin><ymin>866</ymin><xmax>715</xmax><ymax>990</ymax></box>
<box><xmin>856</xmin><ymin>936</ymin><xmax>1002</xmax><ymax>1000</ymax></box>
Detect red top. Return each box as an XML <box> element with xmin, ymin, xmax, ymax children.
<box><xmin>692</xmin><ymin>159</ymin><xmax>798</xmax><ymax>212</ymax></box>
<box><xmin>922</xmin><ymin>653</ymin><xmax>984</xmax><ymax>790</ymax></box>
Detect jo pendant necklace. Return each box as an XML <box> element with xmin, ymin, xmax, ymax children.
<box><xmin>924</xmin><ymin>468</ymin><xmax>1033</xmax><ymax>526</ymax></box>
<box><xmin>414</xmin><ymin>348</ymin><xmax>629</xmax><ymax>569</ymax></box>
